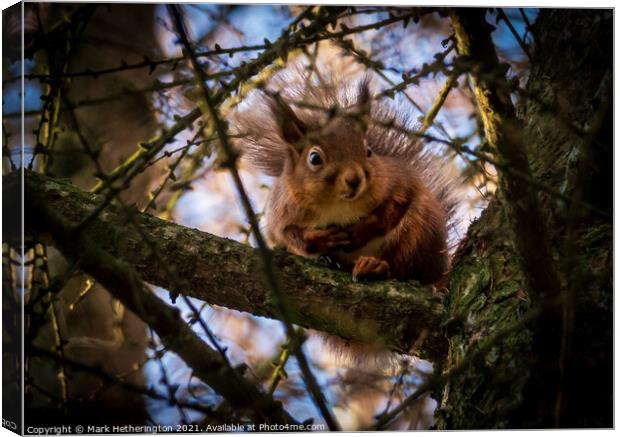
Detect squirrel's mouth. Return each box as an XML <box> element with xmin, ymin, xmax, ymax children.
<box><xmin>340</xmin><ymin>191</ymin><xmax>358</xmax><ymax>200</ymax></box>
<box><xmin>339</xmin><ymin>184</ymin><xmax>366</xmax><ymax>201</ymax></box>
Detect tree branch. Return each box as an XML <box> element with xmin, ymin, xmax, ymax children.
<box><xmin>15</xmin><ymin>170</ymin><xmax>446</xmax><ymax>361</ymax></box>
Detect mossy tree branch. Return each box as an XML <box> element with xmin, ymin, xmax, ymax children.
<box><xmin>8</xmin><ymin>172</ymin><xmax>296</xmax><ymax>425</ymax></box>
<box><xmin>13</xmin><ymin>170</ymin><xmax>447</xmax><ymax>362</ymax></box>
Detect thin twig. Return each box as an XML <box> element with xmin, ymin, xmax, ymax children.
<box><xmin>496</xmin><ymin>9</ymin><xmax>532</xmax><ymax>61</ymax></box>
<box><xmin>518</xmin><ymin>8</ymin><xmax>532</xmax><ymax>41</ymax></box>
<box><xmin>268</xmin><ymin>343</ymin><xmax>291</xmax><ymax>396</ymax></box>
<box><xmin>149</xmin><ymin>331</ymin><xmax>190</xmax><ymax>425</ymax></box>
<box><xmin>11</xmin><ymin>10</ymin><xmax>421</xmax><ymax>84</ymax></box>
<box><xmin>416</xmin><ymin>73</ymin><xmax>459</xmax><ymax>136</ymax></box>
<box><xmin>32</xmin><ymin>346</ymin><xmax>217</xmax><ymax>416</ymax></box>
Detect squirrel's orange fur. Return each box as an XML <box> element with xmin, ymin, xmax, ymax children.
<box><xmin>232</xmin><ymin>76</ymin><xmax>457</xmax><ymax>286</ymax></box>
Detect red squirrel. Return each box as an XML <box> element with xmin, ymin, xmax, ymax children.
<box><xmin>232</xmin><ymin>77</ymin><xmax>457</xmax><ymax>286</ymax></box>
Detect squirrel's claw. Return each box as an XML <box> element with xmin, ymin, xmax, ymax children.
<box><xmin>352</xmin><ymin>256</ymin><xmax>390</xmax><ymax>281</ymax></box>
<box><xmin>318</xmin><ymin>254</ymin><xmax>333</xmax><ymax>265</ymax></box>
<box><xmin>318</xmin><ymin>255</ymin><xmax>341</xmax><ymax>270</ymax></box>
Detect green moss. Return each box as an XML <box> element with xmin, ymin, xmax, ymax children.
<box><xmin>489</xmin><ymin>281</ymin><xmax>521</xmax><ymax>302</ymax></box>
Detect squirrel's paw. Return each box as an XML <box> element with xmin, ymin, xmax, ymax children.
<box><xmin>352</xmin><ymin>256</ymin><xmax>389</xmax><ymax>282</ymax></box>
<box><xmin>302</xmin><ymin>227</ymin><xmax>350</xmax><ymax>254</ymax></box>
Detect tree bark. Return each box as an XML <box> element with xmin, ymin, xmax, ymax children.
<box><xmin>435</xmin><ymin>8</ymin><xmax>612</xmax><ymax>429</ymax></box>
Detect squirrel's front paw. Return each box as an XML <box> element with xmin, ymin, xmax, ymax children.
<box><xmin>302</xmin><ymin>227</ymin><xmax>350</xmax><ymax>254</ymax></box>
<box><xmin>340</xmin><ymin>215</ymin><xmax>382</xmax><ymax>252</ymax></box>
<box><xmin>352</xmin><ymin>256</ymin><xmax>390</xmax><ymax>282</ymax></box>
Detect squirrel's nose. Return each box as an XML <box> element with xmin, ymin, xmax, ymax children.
<box><xmin>345</xmin><ymin>174</ymin><xmax>361</xmax><ymax>190</ymax></box>
<box><xmin>339</xmin><ymin>164</ymin><xmax>366</xmax><ymax>200</ymax></box>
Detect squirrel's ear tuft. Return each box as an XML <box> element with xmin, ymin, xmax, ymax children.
<box><xmin>356</xmin><ymin>75</ymin><xmax>373</xmax><ymax>110</ymax></box>
<box><xmin>268</xmin><ymin>93</ymin><xmax>307</xmax><ymax>146</ymax></box>
<box><xmin>353</xmin><ymin>75</ymin><xmax>373</xmax><ymax>133</ymax></box>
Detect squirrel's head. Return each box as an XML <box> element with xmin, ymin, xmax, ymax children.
<box><xmin>270</xmin><ymin>81</ymin><xmax>377</xmax><ymax>205</ymax></box>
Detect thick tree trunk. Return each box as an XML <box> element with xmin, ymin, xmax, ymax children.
<box><xmin>436</xmin><ymin>9</ymin><xmax>612</xmax><ymax>429</ymax></box>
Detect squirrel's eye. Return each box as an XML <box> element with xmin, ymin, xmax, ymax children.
<box><xmin>308</xmin><ymin>151</ymin><xmax>323</xmax><ymax>167</ymax></box>
<box><xmin>367</xmin><ymin>147</ymin><xmax>373</xmax><ymax>157</ymax></box>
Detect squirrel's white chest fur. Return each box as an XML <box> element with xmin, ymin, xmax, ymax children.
<box><xmin>311</xmin><ymin>201</ymin><xmax>366</xmax><ymax>228</ymax></box>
